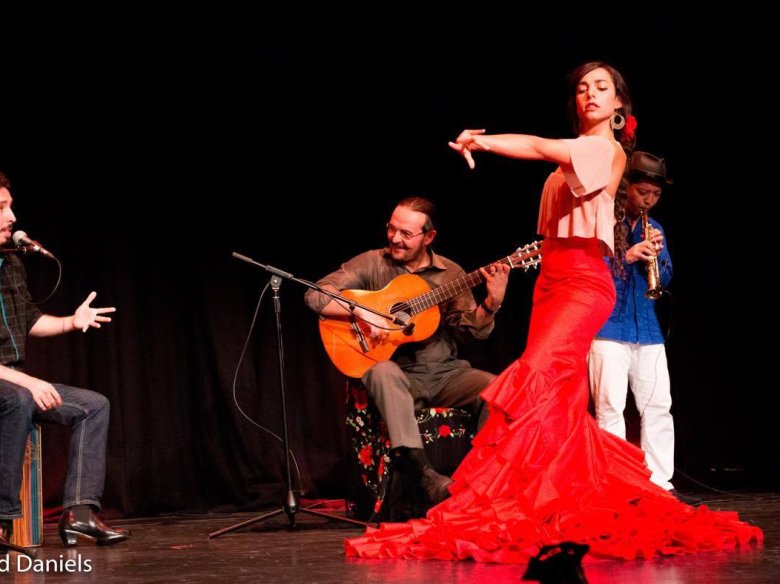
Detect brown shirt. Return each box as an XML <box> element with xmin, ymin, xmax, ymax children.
<box><xmin>304</xmin><ymin>248</ymin><xmax>493</xmax><ymax>370</ymax></box>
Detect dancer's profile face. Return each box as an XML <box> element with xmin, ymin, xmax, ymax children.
<box><xmin>575</xmin><ymin>67</ymin><xmax>623</xmax><ymax>129</ymax></box>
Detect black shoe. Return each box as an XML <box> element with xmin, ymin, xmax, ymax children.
<box><xmin>0</xmin><ymin>520</ymin><xmax>38</xmax><ymax>558</ymax></box>
<box><xmin>401</xmin><ymin>447</ymin><xmax>454</xmax><ymax>505</ymax></box>
<box><xmin>58</xmin><ymin>509</ymin><xmax>131</xmax><ymax>547</ymax></box>
<box><xmin>669</xmin><ymin>489</ymin><xmax>701</xmax><ymax>506</ymax></box>
<box><xmin>419</xmin><ymin>466</ymin><xmax>454</xmax><ymax>505</ymax></box>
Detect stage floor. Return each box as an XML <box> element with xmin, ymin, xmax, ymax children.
<box><xmin>4</xmin><ymin>491</ymin><xmax>777</xmax><ymax>583</ymax></box>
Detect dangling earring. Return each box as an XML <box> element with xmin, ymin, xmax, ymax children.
<box><xmin>610</xmin><ymin>112</ymin><xmax>626</xmax><ymax>131</ymax></box>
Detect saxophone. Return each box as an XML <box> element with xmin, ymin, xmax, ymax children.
<box><xmin>640</xmin><ymin>210</ymin><xmax>663</xmax><ymax>300</ymax></box>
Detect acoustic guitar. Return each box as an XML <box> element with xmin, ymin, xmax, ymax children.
<box><xmin>318</xmin><ymin>242</ymin><xmax>542</xmax><ymax>378</ymax></box>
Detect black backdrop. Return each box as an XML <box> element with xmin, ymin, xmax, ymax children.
<box><xmin>3</xmin><ymin>19</ymin><xmax>776</xmax><ymax>518</ymax></box>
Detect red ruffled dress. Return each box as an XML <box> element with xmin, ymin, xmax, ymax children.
<box><xmin>345</xmin><ymin>137</ymin><xmax>763</xmax><ymax>562</ymax></box>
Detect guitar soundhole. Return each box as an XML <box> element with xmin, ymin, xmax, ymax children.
<box><xmin>390</xmin><ymin>302</ymin><xmax>411</xmax><ymax>325</ymax></box>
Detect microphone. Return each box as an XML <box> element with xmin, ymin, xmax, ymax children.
<box><xmin>12</xmin><ymin>231</ymin><xmax>57</xmax><ymax>259</ymax></box>
<box><xmin>350</xmin><ymin>320</ymin><xmax>371</xmax><ymax>353</ymax></box>
<box><xmin>393</xmin><ymin>312</ymin><xmax>416</xmax><ymax>336</ymax></box>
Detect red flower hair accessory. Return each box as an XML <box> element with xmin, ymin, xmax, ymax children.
<box><xmin>624</xmin><ymin>114</ymin><xmax>637</xmax><ymax>140</ymax></box>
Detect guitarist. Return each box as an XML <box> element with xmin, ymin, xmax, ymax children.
<box><xmin>304</xmin><ymin>197</ymin><xmax>509</xmax><ymax>505</ymax></box>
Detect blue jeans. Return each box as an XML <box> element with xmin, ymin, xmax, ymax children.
<box><xmin>0</xmin><ymin>380</ymin><xmax>109</xmax><ymax>519</ymax></box>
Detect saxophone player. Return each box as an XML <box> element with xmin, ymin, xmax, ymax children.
<box><xmin>588</xmin><ymin>152</ymin><xmax>699</xmax><ymax>505</ymax></box>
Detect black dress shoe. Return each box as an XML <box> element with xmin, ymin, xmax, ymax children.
<box><xmin>0</xmin><ymin>520</ymin><xmax>38</xmax><ymax>558</ymax></box>
<box><xmin>394</xmin><ymin>447</ymin><xmax>455</xmax><ymax>506</ymax></box>
<box><xmin>419</xmin><ymin>466</ymin><xmax>454</xmax><ymax>505</ymax></box>
<box><xmin>670</xmin><ymin>489</ymin><xmax>702</xmax><ymax>506</ymax></box>
<box><xmin>58</xmin><ymin>509</ymin><xmax>131</xmax><ymax>547</ymax></box>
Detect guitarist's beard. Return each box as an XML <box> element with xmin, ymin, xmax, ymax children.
<box><xmin>389</xmin><ymin>242</ymin><xmax>428</xmax><ymax>269</ymax></box>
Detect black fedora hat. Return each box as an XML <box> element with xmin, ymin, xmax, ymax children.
<box><xmin>629</xmin><ymin>151</ymin><xmax>673</xmax><ymax>185</ymax></box>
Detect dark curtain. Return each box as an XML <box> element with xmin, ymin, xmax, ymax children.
<box><xmin>3</xmin><ymin>23</ymin><xmax>776</xmax><ymax>518</ymax></box>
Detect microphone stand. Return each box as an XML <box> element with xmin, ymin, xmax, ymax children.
<box><xmin>229</xmin><ymin>252</ymin><xmax>405</xmax><ymax>327</ymax></box>
<box><xmin>209</xmin><ymin>252</ymin><xmax>394</xmax><ymax>538</ymax></box>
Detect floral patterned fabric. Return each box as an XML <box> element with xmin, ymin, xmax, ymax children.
<box><xmin>345</xmin><ymin>381</ymin><xmax>473</xmax><ymax>521</ymax></box>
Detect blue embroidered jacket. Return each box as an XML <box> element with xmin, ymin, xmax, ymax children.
<box><xmin>596</xmin><ymin>216</ymin><xmax>672</xmax><ymax>344</ymax></box>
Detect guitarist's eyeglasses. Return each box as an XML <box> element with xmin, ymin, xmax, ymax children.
<box><xmin>386</xmin><ymin>223</ymin><xmax>427</xmax><ymax>241</ymax></box>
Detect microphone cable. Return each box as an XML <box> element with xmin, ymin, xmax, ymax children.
<box><xmin>11</xmin><ymin>254</ymin><xmax>64</xmax><ymax>305</ymax></box>
<box><xmin>230</xmin><ymin>279</ymin><xmax>304</xmax><ymax>490</ymax></box>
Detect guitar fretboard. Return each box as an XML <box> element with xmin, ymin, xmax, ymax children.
<box><xmin>397</xmin><ymin>247</ymin><xmax>539</xmax><ymax>316</ymax></box>
<box><xmin>406</xmin><ymin>267</ymin><xmax>489</xmax><ymax>315</ymax></box>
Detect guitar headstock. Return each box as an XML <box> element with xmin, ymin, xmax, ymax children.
<box><xmin>507</xmin><ymin>241</ymin><xmax>542</xmax><ymax>271</ymax></box>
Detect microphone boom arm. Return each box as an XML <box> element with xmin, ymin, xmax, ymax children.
<box><xmin>231</xmin><ymin>252</ymin><xmax>401</xmax><ymax>327</ymax></box>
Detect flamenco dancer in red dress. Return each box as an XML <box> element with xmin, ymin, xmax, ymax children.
<box><xmin>345</xmin><ymin>62</ymin><xmax>763</xmax><ymax>563</ymax></box>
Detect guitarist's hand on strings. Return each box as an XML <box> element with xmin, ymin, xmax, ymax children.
<box><xmin>479</xmin><ymin>263</ymin><xmax>510</xmax><ymax>316</ymax></box>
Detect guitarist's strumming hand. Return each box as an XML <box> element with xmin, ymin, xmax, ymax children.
<box><xmin>479</xmin><ymin>263</ymin><xmax>511</xmax><ymax>315</ymax></box>
<box><xmin>355</xmin><ymin>307</ymin><xmax>390</xmax><ymax>343</ymax></box>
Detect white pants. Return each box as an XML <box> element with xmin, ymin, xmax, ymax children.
<box><xmin>588</xmin><ymin>339</ymin><xmax>674</xmax><ymax>490</ymax></box>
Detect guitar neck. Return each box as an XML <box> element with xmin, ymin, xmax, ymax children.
<box><xmin>409</xmin><ymin>258</ymin><xmax>512</xmax><ymax>315</ymax></box>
